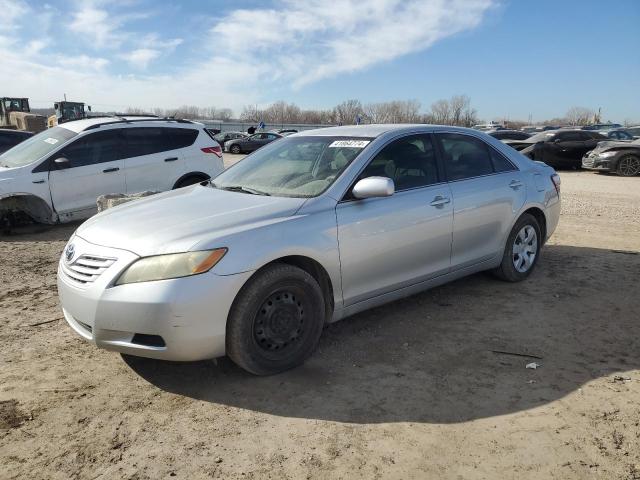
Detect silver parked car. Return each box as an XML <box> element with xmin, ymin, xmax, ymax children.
<box><xmin>58</xmin><ymin>125</ymin><xmax>561</xmax><ymax>375</ymax></box>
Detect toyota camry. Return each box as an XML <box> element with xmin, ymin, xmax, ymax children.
<box><xmin>58</xmin><ymin>125</ymin><xmax>561</xmax><ymax>375</ymax></box>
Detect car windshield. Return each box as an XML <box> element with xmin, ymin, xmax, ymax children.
<box><xmin>212</xmin><ymin>136</ymin><xmax>373</xmax><ymax>198</ymax></box>
<box><xmin>0</xmin><ymin>126</ymin><xmax>77</xmax><ymax>168</ymax></box>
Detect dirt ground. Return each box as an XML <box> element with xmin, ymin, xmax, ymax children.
<box><xmin>1</xmin><ymin>169</ymin><xmax>639</xmax><ymax>480</ymax></box>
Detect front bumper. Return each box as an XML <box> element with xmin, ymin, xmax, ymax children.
<box><xmin>582</xmin><ymin>154</ymin><xmax>612</xmax><ymax>171</ymax></box>
<box><xmin>58</xmin><ymin>235</ymin><xmax>254</xmax><ymax>361</ymax></box>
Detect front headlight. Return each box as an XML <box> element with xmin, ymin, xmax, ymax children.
<box><xmin>115</xmin><ymin>248</ymin><xmax>227</xmax><ymax>285</ymax></box>
<box><xmin>599</xmin><ymin>151</ymin><xmax>616</xmax><ymax>158</ymax></box>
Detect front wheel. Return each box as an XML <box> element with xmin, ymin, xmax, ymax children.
<box><xmin>492</xmin><ymin>214</ymin><xmax>541</xmax><ymax>282</ymax></box>
<box><xmin>226</xmin><ymin>264</ymin><xmax>325</xmax><ymax>375</ymax></box>
<box><xmin>230</xmin><ymin>144</ymin><xmax>242</xmax><ymax>154</ymax></box>
<box><xmin>616</xmin><ymin>154</ymin><xmax>640</xmax><ymax>177</ymax></box>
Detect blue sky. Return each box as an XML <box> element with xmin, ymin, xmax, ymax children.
<box><xmin>1</xmin><ymin>0</ymin><xmax>638</xmax><ymax>122</ymax></box>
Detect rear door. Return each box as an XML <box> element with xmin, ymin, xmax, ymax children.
<box><xmin>122</xmin><ymin>127</ymin><xmax>197</xmax><ymax>193</ymax></box>
<box><xmin>435</xmin><ymin>132</ymin><xmax>526</xmax><ymax>270</ymax></box>
<box><xmin>48</xmin><ymin>129</ymin><xmax>126</xmax><ymax>220</ymax></box>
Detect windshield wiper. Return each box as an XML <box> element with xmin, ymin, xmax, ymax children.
<box><xmin>218</xmin><ymin>185</ymin><xmax>271</xmax><ymax>196</ymax></box>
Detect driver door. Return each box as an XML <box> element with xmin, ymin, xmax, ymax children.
<box><xmin>336</xmin><ymin>134</ymin><xmax>453</xmax><ymax>306</ymax></box>
<box><xmin>48</xmin><ymin>130</ymin><xmax>126</xmax><ymax>221</ymax></box>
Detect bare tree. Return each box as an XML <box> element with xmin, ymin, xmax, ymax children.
<box><xmin>430</xmin><ymin>99</ymin><xmax>452</xmax><ymax>125</ymax></box>
<box><xmin>332</xmin><ymin>99</ymin><xmax>363</xmax><ymax>125</ymax></box>
<box><xmin>566</xmin><ymin>106</ymin><xmax>594</xmax><ymax>126</ymax></box>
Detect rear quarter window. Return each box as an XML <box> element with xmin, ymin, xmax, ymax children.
<box><xmin>123</xmin><ymin>127</ymin><xmax>199</xmax><ymax>157</ymax></box>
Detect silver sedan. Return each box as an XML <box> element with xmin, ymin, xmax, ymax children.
<box><xmin>57</xmin><ymin>125</ymin><xmax>561</xmax><ymax>375</ymax></box>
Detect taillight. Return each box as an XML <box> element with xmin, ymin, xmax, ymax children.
<box><xmin>551</xmin><ymin>174</ymin><xmax>561</xmax><ymax>196</ymax></box>
<box><xmin>201</xmin><ymin>146</ymin><xmax>222</xmax><ymax>158</ymax></box>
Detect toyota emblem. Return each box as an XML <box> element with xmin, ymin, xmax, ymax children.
<box><xmin>65</xmin><ymin>243</ymin><xmax>75</xmax><ymax>262</ymax></box>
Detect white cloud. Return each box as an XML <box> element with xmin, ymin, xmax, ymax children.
<box><xmin>69</xmin><ymin>5</ymin><xmax>117</xmax><ymax>48</ymax></box>
<box><xmin>212</xmin><ymin>0</ymin><xmax>495</xmax><ymax>88</ymax></box>
<box><xmin>1</xmin><ymin>0</ymin><xmax>495</xmax><ymax>113</ymax></box>
<box><xmin>120</xmin><ymin>35</ymin><xmax>183</xmax><ymax>69</ymax></box>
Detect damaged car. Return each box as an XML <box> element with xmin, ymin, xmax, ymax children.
<box><xmin>582</xmin><ymin>138</ymin><xmax>640</xmax><ymax>176</ymax></box>
<box><xmin>0</xmin><ymin>117</ymin><xmax>224</xmax><ymax>226</ymax></box>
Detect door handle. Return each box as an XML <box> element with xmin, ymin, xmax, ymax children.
<box><xmin>103</xmin><ymin>167</ymin><xmax>120</xmax><ymax>173</ymax></box>
<box><xmin>32</xmin><ymin>179</ymin><xmax>46</xmax><ymax>184</ymax></box>
<box><xmin>164</xmin><ymin>157</ymin><xmax>178</xmax><ymax>162</ymax></box>
<box><xmin>429</xmin><ymin>195</ymin><xmax>451</xmax><ymax>207</ymax></box>
<box><xmin>509</xmin><ymin>180</ymin><xmax>523</xmax><ymax>189</ymax></box>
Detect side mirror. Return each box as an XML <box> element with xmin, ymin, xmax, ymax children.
<box><xmin>352</xmin><ymin>177</ymin><xmax>395</xmax><ymax>199</ymax></box>
<box><xmin>553</xmin><ymin>138</ymin><xmax>562</xmax><ymax>143</ymax></box>
<box><xmin>54</xmin><ymin>157</ymin><xmax>71</xmax><ymax>169</ymax></box>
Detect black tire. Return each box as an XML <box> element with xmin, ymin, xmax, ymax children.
<box><xmin>492</xmin><ymin>213</ymin><xmax>542</xmax><ymax>282</ymax></box>
<box><xmin>616</xmin><ymin>154</ymin><xmax>640</xmax><ymax>177</ymax></box>
<box><xmin>226</xmin><ymin>263</ymin><xmax>325</xmax><ymax>375</ymax></box>
<box><xmin>173</xmin><ymin>175</ymin><xmax>208</xmax><ymax>189</ymax></box>
<box><xmin>230</xmin><ymin>144</ymin><xmax>242</xmax><ymax>154</ymax></box>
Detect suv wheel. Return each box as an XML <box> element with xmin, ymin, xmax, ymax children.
<box><xmin>492</xmin><ymin>213</ymin><xmax>541</xmax><ymax>282</ymax></box>
<box><xmin>174</xmin><ymin>175</ymin><xmax>209</xmax><ymax>189</ymax></box>
<box><xmin>226</xmin><ymin>263</ymin><xmax>325</xmax><ymax>375</ymax></box>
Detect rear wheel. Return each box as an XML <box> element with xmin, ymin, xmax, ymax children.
<box><xmin>493</xmin><ymin>214</ymin><xmax>541</xmax><ymax>282</ymax></box>
<box><xmin>616</xmin><ymin>154</ymin><xmax>640</xmax><ymax>177</ymax></box>
<box><xmin>230</xmin><ymin>144</ymin><xmax>242</xmax><ymax>154</ymax></box>
<box><xmin>226</xmin><ymin>264</ymin><xmax>325</xmax><ymax>375</ymax></box>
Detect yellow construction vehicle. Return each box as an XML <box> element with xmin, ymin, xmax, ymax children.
<box><xmin>47</xmin><ymin>101</ymin><xmax>91</xmax><ymax>127</ymax></box>
<box><xmin>0</xmin><ymin>97</ymin><xmax>47</xmax><ymax>133</ymax></box>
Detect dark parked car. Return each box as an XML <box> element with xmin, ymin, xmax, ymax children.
<box><xmin>625</xmin><ymin>126</ymin><xmax>640</xmax><ymax>139</ymax></box>
<box><xmin>211</xmin><ymin>131</ymin><xmax>247</xmax><ymax>147</ymax></box>
<box><xmin>520</xmin><ymin>130</ymin><xmax>607</xmax><ymax>169</ymax></box>
<box><xmin>582</xmin><ymin>123</ymin><xmax>623</xmax><ymax>131</ymax></box>
<box><xmin>489</xmin><ymin>130</ymin><xmax>531</xmax><ymax>140</ymax></box>
<box><xmin>582</xmin><ymin>138</ymin><xmax>640</xmax><ymax>176</ymax></box>
<box><xmin>602</xmin><ymin>129</ymin><xmax>634</xmax><ymax>141</ymax></box>
<box><xmin>225</xmin><ymin>132</ymin><xmax>283</xmax><ymax>154</ymax></box>
<box><xmin>0</xmin><ymin>129</ymin><xmax>33</xmax><ymax>155</ymax></box>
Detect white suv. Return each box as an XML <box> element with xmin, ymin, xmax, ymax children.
<box><xmin>0</xmin><ymin>116</ymin><xmax>224</xmax><ymax>225</ymax></box>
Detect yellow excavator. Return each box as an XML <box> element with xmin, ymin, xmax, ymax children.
<box><xmin>47</xmin><ymin>101</ymin><xmax>91</xmax><ymax>127</ymax></box>
<box><xmin>0</xmin><ymin>97</ymin><xmax>47</xmax><ymax>132</ymax></box>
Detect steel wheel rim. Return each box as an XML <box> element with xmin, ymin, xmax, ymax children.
<box><xmin>512</xmin><ymin>225</ymin><xmax>537</xmax><ymax>273</ymax></box>
<box><xmin>619</xmin><ymin>156</ymin><xmax>640</xmax><ymax>176</ymax></box>
<box><xmin>254</xmin><ymin>290</ymin><xmax>305</xmax><ymax>352</ymax></box>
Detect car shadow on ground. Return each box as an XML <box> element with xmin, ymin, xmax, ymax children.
<box><xmin>0</xmin><ymin>222</ymin><xmax>79</xmax><ymax>243</ymax></box>
<box><xmin>124</xmin><ymin>244</ymin><xmax>639</xmax><ymax>424</ymax></box>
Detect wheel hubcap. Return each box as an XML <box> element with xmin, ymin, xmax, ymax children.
<box><xmin>254</xmin><ymin>291</ymin><xmax>304</xmax><ymax>351</ymax></box>
<box><xmin>619</xmin><ymin>156</ymin><xmax>640</xmax><ymax>176</ymax></box>
<box><xmin>512</xmin><ymin>225</ymin><xmax>537</xmax><ymax>273</ymax></box>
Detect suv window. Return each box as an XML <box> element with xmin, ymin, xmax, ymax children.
<box><xmin>436</xmin><ymin>133</ymin><xmax>495</xmax><ymax>181</ymax></box>
<box><xmin>358</xmin><ymin>134</ymin><xmax>439</xmax><ymax>191</ymax></box>
<box><xmin>57</xmin><ymin>130</ymin><xmax>123</xmax><ymax>168</ymax></box>
<box><xmin>123</xmin><ymin>127</ymin><xmax>199</xmax><ymax>157</ymax></box>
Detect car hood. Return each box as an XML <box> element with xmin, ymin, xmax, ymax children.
<box><xmin>76</xmin><ymin>185</ymin><xmax>307</xmax><ymax>256</ymax></box>
<box><xmin>593</xmin><ymin>140</ymin><xmax>638</xmax><ymax>152</ymax></box>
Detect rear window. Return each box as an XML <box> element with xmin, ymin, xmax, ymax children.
<box><xmin>123</xmin><ymin>127</ymin><xmax>199</xmax><ymax>157</ymax></box>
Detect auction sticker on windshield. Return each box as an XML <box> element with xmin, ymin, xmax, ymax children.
<box><xmin>329</xmin><ymin>140</ymin><xmax>370</xmax><ymax>148</ymax></box>
<box><xmin>44</xmin><ymin>138</ymin><xmax>59</xmax><ymax>145</ymax></box>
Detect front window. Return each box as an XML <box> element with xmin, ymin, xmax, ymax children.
<box><xmin>212</xmin><ymin>136</ymin><xmax>373</xmax><ymax>198</ymax></box>
<box><xmin>0</xmin><ymin>126</ymin><xmax>77</xmax><ymax>168</ymax></box>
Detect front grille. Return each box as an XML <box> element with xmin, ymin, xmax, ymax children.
<box><xmin>61</xmin><ymin>254</ymin><xmax>117</xmax><ymax>285</ymax></box>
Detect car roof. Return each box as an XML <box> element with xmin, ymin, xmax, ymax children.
<box><xmin>58</xmin><ymin>116</ymin><xmax>200</xmax><ymax>133</ymax></box>
<box><xmin>292</xmin><ymin>124</ymin><xmax>480</xmax><ymax>138</ymax></box>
